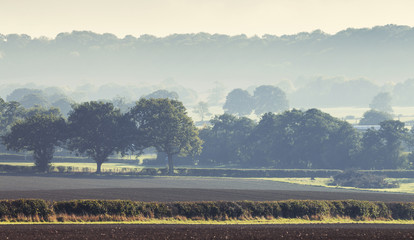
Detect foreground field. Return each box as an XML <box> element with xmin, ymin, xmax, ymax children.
<box><xmin>0</xmin><ymin>224</ymin><xmax>413</xmax><ymax>240</ymax></box>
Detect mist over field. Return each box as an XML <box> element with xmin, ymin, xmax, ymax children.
<box><xmin>1</xmin><ymin>24</ymin><xmax>414</xmax><ymax>111</ymax></box>
<box><xmin>2</xmin><ymin>2</ymin><xmax>414</xmax><ymax>236</ymax></box>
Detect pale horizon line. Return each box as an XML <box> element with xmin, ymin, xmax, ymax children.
<box><xmin>1</xmin><ymin>24</ymin><xmax>412</xmax><ymax>40</ymax></box>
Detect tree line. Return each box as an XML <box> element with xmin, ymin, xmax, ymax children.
<box><xmin>1</xmin><ymin>96</ymin><xmax>413</xmax><ymax>173</ymax></box>
<box><xmin>2</xmin><ymin>26</ymin><xmax>414</xmax><ymax>89</ymax></box>
<box><xmin>193</xmin><ymin>109</ymin><xmax>413</xmax><ymax>170</ymax></box>
<box><xmin>1</xmin><ymin>98</ymin><xmax>201</xmax><ymax>174</ymax></box>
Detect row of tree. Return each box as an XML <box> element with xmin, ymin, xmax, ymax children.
<box><xmin>194</xmin><ymin>110</ymin><xmax>412</xmax><ymax>170</ymax></box>
<box><xmin>2</xmin><ymin>98</ymin><xmax>202</xmax><ymax>174</ymax></box>
<box><xmin>2</xmin><ymin>96</ymin><xmax>412</xmax><ymax>172</ymax></box>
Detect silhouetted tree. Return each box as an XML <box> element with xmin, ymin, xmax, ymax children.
<box><xmin>193</xmin><ymin>101</ymin><xmax>211</xmax><ymax>121</ymax></box>
<box><xmin>223</xmin><ymin>89</ymin><xmax>253</xmax><ymax>116</ymax></box>
<box><xmin>253</xmin><ymin>85</ymin><xmax>289</xmax><ymax>115</ymax></box>
<box><xmin>369</xmin><ymin>92</ymin><xmax>393</xmax><ymax>113</ymax></box>
<box><xmin>359</xmin><ymin>109</ymin><xmax>393</xmax><ymax>125</ymax></box>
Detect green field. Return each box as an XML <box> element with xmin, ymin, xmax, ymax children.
<box><xmin>262</xmin><ymin>177</ymin><xmax>414</xmax><ymax>194</ymax></box>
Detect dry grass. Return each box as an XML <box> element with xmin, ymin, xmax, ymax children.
<box><xmin>1</xmin><ymin>216</ymin><xmax>414</xmax><ymax>225</ymax></box>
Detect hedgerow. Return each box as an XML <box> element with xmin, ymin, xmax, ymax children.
<box><xmin>51</xmin><ymin>200</ymin><xmax>414</xmax><ymax>221</ymax></box>
<box><xmin>0</xmin><ymin>199</ymin><xmax>50</xmax><ymax>221</ymax></box>
<box><xmin>0</xmin><ymin>199</ymin><xmax>413</xmax><ymax>222</ymax></box>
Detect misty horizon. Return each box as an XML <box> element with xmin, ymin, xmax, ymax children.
<box><xmin>1</xmin><ymin>24</ymin><xmax>414</xmax><ymax>113</ymax></box>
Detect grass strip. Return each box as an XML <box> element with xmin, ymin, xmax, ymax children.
<box><xmin>1</xmin><ymin>219</ymin><xmax>414</xmax><ymax>225</ymax></box>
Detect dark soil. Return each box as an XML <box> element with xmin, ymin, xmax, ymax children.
<box><xmin>0</xmin><ymin>224</ymin><xmax>413</xmax><ymax>240</ymax></box>
<box><xmin>0</xmin><ymin>188</ymin><xmax>412</xmax><ymax>202</ymax></box>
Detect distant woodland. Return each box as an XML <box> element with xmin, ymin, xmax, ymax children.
<box><xmin>1</xmin><ymin>25</ymin><xmax>414</xmax><ymax>109</ymax></box>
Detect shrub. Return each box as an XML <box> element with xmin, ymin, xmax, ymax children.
<box><xmin>0</xmin><ymin>199</ymin><xmax>50</xmax><ymax>220</ymax></box>
<box><xmin>56</xmin><ymin>166</ymin><xmax>66</xmax><ymax>173</ymax></box>
<box><xmin>279</xmin><ymin>200</ymin><xmax>330</xmax><ymax>218</ymax></box>
<box><xmin>330</xmin><ymin>170</ymin><xmax>399</xmax><ymax>188</ymax></box>
<box><xmin>388</xmin><ymin>202</ymin><xmax>414</xmax><ymax>220</ymax></box>
<box><xmin>330</xmin><ymin>200</ymin><xmax>391</xmax><ymax>219</ymax></box>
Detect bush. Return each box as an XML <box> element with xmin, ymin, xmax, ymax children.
<box><xmin>388</xmin><ymin>202</ymin><xmax>414</xmax><ymax>220</ymax></box>
<box><xmin>0</xmin><ymin>199</ymin><xmax>50</xmax><ymax>220</ymax></box>
<box><xmin>279</xmin><ymin>200</ymin><xmax>330</xmax><ymax>218</ymax></box>
<box><xmin>329</xmin><ymin>200</ymin><xmax>391</xmax><ymax>219</ymax></box>
<box><xmin>330</xmin><ymin>170</ymin><xmax>399</xmax><ymax>188</ymax></box>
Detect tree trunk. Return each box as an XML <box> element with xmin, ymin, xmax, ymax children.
<box><xmin>34</xmin><ymin>148</ymin><xmax>53</xmax><ymax>173</ymax></box>
<box><xmin>167</xmin><ymin>153</ymin><xmax>174</xmax><ymax>176</ymax></box>
<box><xmin>96</xmin><ymin>161</ymin><xmax>103</xmax><ymax>174</ymax></box>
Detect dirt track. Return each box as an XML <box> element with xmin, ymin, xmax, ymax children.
<box><xmin>0</xmin><ymin>175</ymin><xmax>412</xmax><ymax>202</ymax></box>
<box><xmin>0</xmin><ymin>224</ymin><xmax>413</xmax><ymax>240</ymax></box>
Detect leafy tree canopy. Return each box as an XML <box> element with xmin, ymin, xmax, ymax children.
<box><xmin>198</xmin><ymin>114</ymin><xmax>256</xmax><ymax>166</ymax></box>
<box><xmin>67</xmin><ymin>101</ymin><xmax>132</xmax><ymax>173</ymax></box>
<box><xmin>223</xmin><ymin>89</ymin><xmax>254</xmax><ymax>116</ymax></box>
<box><xmin>0</xmin><ymin>98</ymin><xmax>25</xmax><ymax>136</ymax></box>
<box><xmin>253</xmin><ymin>85</ymin><xmax>289</xmax><ymax>115</ymax></box>
<box><xmin>129</xmin><ymin>98</ymin><xmax>202</xmax><ymax>175</ymax></box>
<box><xmin>1</xmin><ymin>112</ymin><xmax>66</xmax><ymax>172</ymax></box>
<box><xmin>359</xmin><ymin>120</ymin><xmax>407</xmax><ymax>169</ymax></box>
<box><xmin>248</xmin><ymin>109</ymin><xmax>360</xmax><ymax>169</ymax></box>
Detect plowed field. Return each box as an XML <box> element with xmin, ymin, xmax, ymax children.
<box><xmin>1</xmin><ymin>224</ymin><xmax>413</xmax><ymax>240</ymax></box>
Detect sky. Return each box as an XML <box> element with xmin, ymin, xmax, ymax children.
<box><xmin>1</xmin><ymin>0</ymin><xmax>414</xmax><ymax>38</ymax></box>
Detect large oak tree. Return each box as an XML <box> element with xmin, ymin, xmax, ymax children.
<box><xmin>2</xmin><ymin>112</ymin><xmax>66</xmax><ymax>172</ymax></box>
<box><xmin>67</xmin><ymin>101</ymin><xmax>132</xmax><ymax>173</ymax></box>
<box><xmin>129</xmin><ymin>98</ymin><xmax>202</xmax><ymax>175</ymax></box>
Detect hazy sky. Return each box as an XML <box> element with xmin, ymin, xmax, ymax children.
<box><xmin>1</xmin><ymin>0</ymin><xmax>413</xmax><ymax>38</ymax></box>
